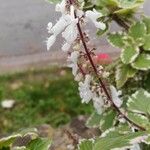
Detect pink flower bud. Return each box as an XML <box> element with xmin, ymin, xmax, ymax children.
<box><xmin>93</xmin><ymin>53</ymin><xmax>112</xmax><ymax>64</ymax></box>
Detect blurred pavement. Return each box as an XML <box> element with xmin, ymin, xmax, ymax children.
<box><xmin>0</xmin><ymin>0</ymin><xmax>150</xmax><ymax>73</ymax></box>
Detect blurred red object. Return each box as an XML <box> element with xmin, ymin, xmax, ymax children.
<box><xmin>93</xmin><ymin>53</ymin><xmax>112</xmax><ymax>64</ymax></box>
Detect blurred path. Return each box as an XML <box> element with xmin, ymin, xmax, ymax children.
<box><xmin>0</xmin><ymin>45</ymin><xmax>119</xmax><ymax>74</ymax></box>
<box><xmin>0</xmin><ymin>0</ymin><xmax>149</xmax><ymax>73</ymax></box>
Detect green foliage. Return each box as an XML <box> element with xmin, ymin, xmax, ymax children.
<box><xmin>0</xmin><ymin>68</ymin><xmax>92</xmax><ymax>134</ymax></box>
<box><xmin>121</xmin><ymin>45</ymin><xmax>139</xmax><ymax>64</ymax></box>
<box><xmin>27</xmin><ymin>138</ymin><xmax>51</xmax><ymax>150</ymax></box>
<box><xmin>143</xmin><ymin>16</ymin><xmax>150</xmax><ymax>34</ymax></box>
<box><xmin>78</xmin><ymin>126</ymin><xmax>149</xmax><ymax>150</ymax></box>
<box><xmin>91</xmin><ymin>0</ymin><xmax>144</xmax><ymax>16</ymax></box>
<box><xmin>78</xmin><ymin>139</ymin><xmax>94</xmax><ymax>150</ymax></box>
<box><xmin>127</xmin><ymin>112</ymin><xmax>150</xmax><ymax>130</ymax></box>
<box><xmin>129</xmin><ymin>21</ymin><xmax>146</xmax><ymax>41</ymax></box>
<box><xmin>127</xmin><ymin>89</ymin><xmax>150</xmax><ymax>115</ymax></box>
<box><xmin>0</xmin><ymin>128</ymin><xmax>51</xmax><ymax>150</ymax></box>
<box><xmin>93</xmin><ymin>131</ymin><xmax>148</xmax><ymax>150</ymax></box>
<box><xmin>107</xmin><ymin>18</ymin><xmax>150</xmax><ymax>87</ymax></box>
<box><xmin>143</xmin><ymin>34</ymin><xmax>150</xmax><ymax>51</ymax></box>
<box><xmin>115</xmin><ymin>63</ymin><xmax>137</xmax><ymax>88</ymax></box>
<box><xmin>99</xmin><ymin>109</ymin><xmax>116</xmax><ymax>132</ymax></box>
<box><xmin>107</xmin><ymin>32</ymin><xmax>125</xmax><ymax>48</ymax></box>
<box><xmin>131</xmin><ymin>53</ymin><xmax>150</xmax><ymax>70</ymax></box>
<box><xmin>78</xmin><ymin>0</ymin><xmax>150</xmax><ymax>149</ymax></box>
<box><xmin>86</xmin><ymin>109</ymin><xmax>116</xmax><ymax>132</ymax></box>
<box><xmin>86</xmin><ymin>111</ymin><xmax>102</xmax><ymax>128</ymax></box>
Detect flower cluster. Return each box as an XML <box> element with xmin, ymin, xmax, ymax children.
<box><xmin>46</xmin><ymin>0</ymin><xmax>114</xmax><ymax>114</ymax></box>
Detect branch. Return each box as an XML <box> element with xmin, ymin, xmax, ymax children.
<box><xmin>69</xmin><ymin>0</ymin><xmax>146</xmax><ymax>131</ymax></box>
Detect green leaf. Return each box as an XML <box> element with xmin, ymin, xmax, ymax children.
<box><xmin>0</xmin><ymin>134</ymin><xmax>21</xmax><ymax>149</ymax></box>
<box><xmin>127</xmin><ymin>112</ymin><xmax>150</xmax><ymax>130</ymax></box>
<box><xmin>107</xmin><ymin>32</ymin><xmax>125</xmax><ymax>48</ymax></box>
<box><xmin>121</xmin><ymin>45</ymin><xmax>140</xmax><ymax>64</ymax></box>
<box><xmin>15</xmin><ymin>128</ymin><xmax>38</xmax><ymax>141</ymax></box>
<box><xmin>127</xmin><ymin>89</ymin><xmax>150</xmax><ymax>115</ymax></box>
<box><xmin>143</xmin><ymin>16</ymin><xmax>150</xmax><ymax>34</ymax></box>
<box><xmin>13</xmin><ymin>146</ymin><xmax>29</xmax><ymax>150</ymax></box>
<box><xmin>131</xmin><ymin>53</ymin><xmax>150</xmax><ymax>70</ymax></box>
<box><xmin>143</xmin><ymin>34</ymin><xmax>150</xmax><ymax>51</ymax></box>
<box><xmin>114</xmin><ymin>7</ymin><xmax>137</xmax><ymax>15</ymax></box>
<box><xmin>96</xmin><ymin>0</ymin><xmax>119</xmax><ymax>8</ymax></box>
<box><xmin>118</xmin><ymin>0</ymin><xmax>144</xmax><ymax>8</ymax></box>
<box><xmin>99</xmin><ymin>110</ymin><xmax>116</xmax><ymax>132</ymax></box>
<box><xmin>114</xmin><ymin>0</ymin><xmax>144</xmax><ymax>15</ymax></box>
<box><xmin>78</xmin><ymin>139</ymin><xmax>94</xmax><ymax>150</ymax></box>
<box><xmin>116</xmin><ymin>64</ymin><xmax>137</xmax><ymax>88</ymax></box>
<box><xmin>94</xmin><ymin>131</ymin><xmax>148</xmax><ymax>150</ymax></box>
<box><xmin>129</xmin><ymin>21</ymin><xmax>146</xmax><ymax>41</ymax></box>
<box><xmin>27</xmin><ymin>138</ymin><xmax>51</xmax><ymax>150</ymax></box>
<box><xmin>86</xmin><ymin>112</ymin><xmax>102</xmax><ymax>128</ymax></box>
<box><xmin>0</xmin><ymin>128</ymin><xmax>38</xmax><ymax>149</ymax></box>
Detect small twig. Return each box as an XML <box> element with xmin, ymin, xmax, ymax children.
<box><xmin>64</xmin><ymin>129</ymin><xmax>79</xmax><ymax>146</ymax></box>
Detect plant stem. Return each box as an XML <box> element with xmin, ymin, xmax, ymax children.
<box><xmin>69</xmin><ymin>0</ymin><xmax>145</xmax><ymax>131</ymax></box>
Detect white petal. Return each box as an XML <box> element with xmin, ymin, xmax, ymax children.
<box><xmin>72</xmin><ymin>64</ymin><xmax>78</xmax><ymax>76</ymax></box>
<box><xmin>68</xmin><ymin>51</ymin><xmax>79</xmax><ymax>63</ymax></box>
<box><xmin>47</xmin><ymin>35</ymin><xmax>56</xmax><ymax>50</ymax></box>
<box><xmin>55</xmin><ymin>0</ymin><xmax>66</xmax><ymax>14</ymax></box>
<box><xmin>62</xmin><ymin>19</ymin><xmax>78</xmax><ymax>44</ymax></box>
<box><xmin>51</xmin><ymin>16</ymin><xmax>69</xmax><ymax>35</ymax></box>
<box><xmin>78</xmin><ymin>74</ymin><xmax>94</xmax><ymax>104</ymax></box>
<box><xmin>76</xmin><ymin>9</ymin><xmax>84</xmax><ymax>18</ymax></box>
<box><xmin>110</xmin><ymin>85</ymin><xmax>122</xmax><ymax>108</ymax></box>
<box><xmin>93</xmin><ymin>96</ymin><xmax>104</xmax><ymax>114</ymax></box>
<box><xmin>62</xmin><ymin>43</ymin><xmax>71</xmax><ymax>52</ymax></box>
<box><xmin>47</xmin><ymin>22</ymin><xmax>53</xmax><ymax>33</ymax></box>
<box><xmin>75</xmin><ymin>73</ymin><xmax>82</xmax><ymax>81</ymax></box>
<box><xmin>84</xmin><ymin>74</ymin><xmax>92</xmax><ymax>85</ymax></box>
<box><xmin>94</xmin><ymin>21</ymin><xmax>106</xmax><ymax>30</ymax></box>
<box><xmin>86</xmin><ymin>9</ymin><xmax>102</xmax><ymax>21</ymax></box>
<box><xmin>85</xmin><ymin>9</ymin><xmax>106</xmax><ymax>30</ymax></box>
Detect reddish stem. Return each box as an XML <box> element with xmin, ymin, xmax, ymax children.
<box><xmin>68</xmin><ymin>0</ymin><xmax>145</xmax><ymax>131</ymax></box>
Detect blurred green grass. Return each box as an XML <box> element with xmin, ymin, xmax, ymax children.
<box><xmin>0</xmin><ymin>67</ymin><xmax>92</xmax><ymax>134</ymax></box>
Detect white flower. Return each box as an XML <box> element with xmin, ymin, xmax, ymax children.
<box><xmin>68</xmin><ymin>51</ymin><xmax>79</xmax><ymax>64</ymax></box>
<box><xmin>110</xmin><ymin>85</ymin><xmax>122</xmax><ymax>108</ymax></box>
<box><xmin>47</xmin><ymin>5</ymin><xmax>79</xmax><ymax>51</ymax></box>
<box><xmin>85</xmin><ymin>9</ymin><xmax>106</xmax><ymax>30</ymax></box>
<box><xmin>93</xmin><ymin>95</ymin><xmax>104</xmax><ymax>114</ymax></box>
<box><xmin>47</xmin><ymin>22</ymin><xmax>53</xmax><ymax>33</ymax></box>
<box><xmin>76</xmin><ymin>9</ymin><xmax>84</xmax><ymax>18</ymax></box>
<box><xmin>55</xmin><ymin>0</ymin><xmax>67</xmax><ymax>14</ymax></box>
<box><xmin>67</xmin><ymin>51</ymin><xmax>79</xmax><ymax>76</ymax></box>
<box><xmin>75</xmin><ymin>73</ymin><xmax>83</xmax><ymax>81</ymax></box>
<box><xmin>102</xmin><ymin>71</ymin><xmax>110</xmax><ymax>78</ymax></box>
<box><xmin>1</xmin><ymin>99</ymin><xmax>15</xmax><ymax>109</ymax></box>
<box><xmin>79</xmin><ymin>75</ymin><xmax>94</xmax><ymax>103</ymax></box>
<box><xmin>62</xmin><ymin>42</ymin><xmax>71</xmax><ymax>52</ymax></box>
<box><xmin>62</xmin><ymin>19</ymin><xmax>78</xmax><ymax>44</ymax></box>
<box><xmin>47</xmin><ymin>35</ymin><xmax>56</xmax><ymax>50</ymax></box>
<box><xmin>69</xmin><ymin>63</ymin><xmax>78</xmax><ymax>76</ymax></box>
<box><xmin>49</xmin><ymin>16</ymin><xmax>70</xmax><ymax>35</ymax></box>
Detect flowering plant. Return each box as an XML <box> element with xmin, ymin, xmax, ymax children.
<box><xmin>47</xmin><ymin>0</ymin><xmax>150</xmax><ymax>149</ymax></box>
